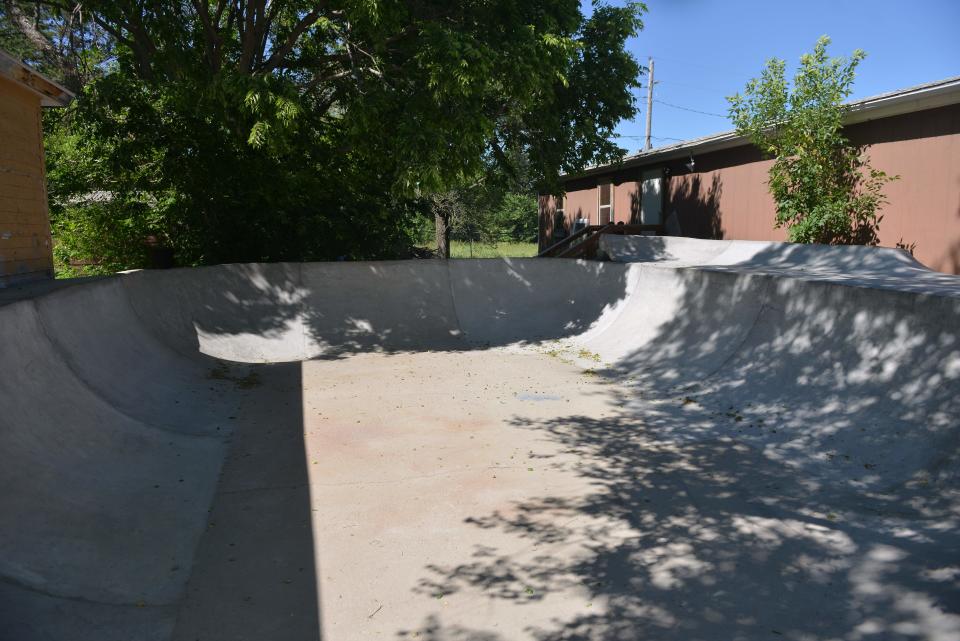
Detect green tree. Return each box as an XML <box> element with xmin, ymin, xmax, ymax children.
<box><xmin>484</xmin><ymin>143</ymin><xmax>539</xmax><ymax>244</ymax></box>
<box><xmin>727</xmin><ymin>36</ymin><xmax>896</xmax><ymax>245</ymax></box>
<box><xmin>0</xmin><ymin>1</ymin><xmax>114</xmax><ymax>91</ymax></box>
<box><xmin>427</xmin><ymin>143</ymin><xmax>542</xmax><ymax>255</ymax></box>
<box><xmin>3</xmin><ymin>1</ymin><xmax>645</xmax><ymax>270</ymax></box>
<box><xmin>490</xmin><ymin>193</ymin><xmax>538</xmax><ymax>243</ymax></box>
<box><xmin>425</xmin><ymin>182</ymin><xmax>495</xmax><ymax>258</ymax></box>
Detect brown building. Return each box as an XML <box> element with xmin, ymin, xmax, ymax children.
<box><xmin>540</xmin><ymin>76</ymin><xmax>960</xmax><ymax>274</ymax></box>
<box><xmin>0</xmin><ymin>50</ymin><xmax>72</xmax><ymax>287</ymax></box>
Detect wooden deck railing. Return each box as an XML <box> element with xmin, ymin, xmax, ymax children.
<box><xmin>538</xmin><ymin>222</ymin><xmax>665</xmax><ymax>259</ymax></box>
<box><xmin>538</xmin><ymin>224</ymin><xmax>604</xmax><ymax>258</ymax></box>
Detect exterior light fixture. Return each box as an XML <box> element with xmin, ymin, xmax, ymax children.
<box><xmin>685</xmin><ymin>155</ymin><xmax>696</xmax><ymax>172</ymax></box>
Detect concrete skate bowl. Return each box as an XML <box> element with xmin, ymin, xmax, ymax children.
<box><xmin>1</xmin><ymin>245</ymin><xmax>958</xmax><ymax>641</ymax></box>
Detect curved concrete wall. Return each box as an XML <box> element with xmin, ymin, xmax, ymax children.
<box><xmin>0</xmin><ymin>247</ymin><xmax>957</xmax><ymax>638</ymax></box>
<box><xmin>589</xmin><ymin>237</ymin><xmax>960</xmax><ymax>492</ymax></box>
<box><xmin>0</xmin><ymin>296</ymin><xmax>229</xmax><ymax>639</ymax></box>
<box><xmin>121</xmin><ymin>259</ymin><xmax>637</xmax><ymax>362</ymax></box>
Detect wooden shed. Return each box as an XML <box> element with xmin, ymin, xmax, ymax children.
<box><xmin>0</xmin><ymin>50</ymin><xmax>72</xmax><ymax>287</ymax></box>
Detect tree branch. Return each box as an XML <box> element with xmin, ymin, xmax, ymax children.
<box><xmin>119</xmin><ymin>9</ymin><xmax>159</xmax><ymax>80</ymax></box>
<box><xmin>190</xmin><ymin>0</ymin><xmax>221</xmax><ymax>71</ymax></box>
<box><xmin>3</xmin><ymin>0</ymin><xmax>79</xmax><ymax>85</ymax></box>
<box><xmin>259</xmin><ymin>2</ymin><xmax>325</xmax><ymax>73</ymax></box>
<box><xmin>237</xmin><ymin>0</ymin><xmax>264</xmax><ymax>72</ymax></box>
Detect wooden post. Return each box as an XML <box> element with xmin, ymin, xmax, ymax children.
<box><xmin>435</xmin><ymin>211</ymin><xmax>451</xmax><ymax>259</ymax></box>
<box><xmin>645</xmin><ymin>57</ymin><xmax>654</xmax><ymax>151</ymax></box>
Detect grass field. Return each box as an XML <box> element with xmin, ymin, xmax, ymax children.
<box><xmin>449</xmin><ymin>241</ymin><xmax>538</xmax><ymax>258</ymax></box>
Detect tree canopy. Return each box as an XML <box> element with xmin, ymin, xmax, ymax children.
<box><xmin>727</xmin><ymin>36</ymin><xmax>896</xmax><ymax>246</ymax></box>
<box><xmin>1</xmin><ymin>1</ymin><xmax>646</xmax><ymax>270</ymax></box>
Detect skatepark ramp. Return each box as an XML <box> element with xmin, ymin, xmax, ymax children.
<box><xmin>1</xmin><ymin>238</ymin><xmax>958</xmax><ymax>640</ymax></box>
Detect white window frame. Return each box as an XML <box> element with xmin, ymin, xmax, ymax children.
<box><xmin>597</xmin><ymin>181</ymin><xmax>613</xmax><ymax>225</ymax></box>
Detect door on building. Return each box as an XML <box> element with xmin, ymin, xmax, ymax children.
<box><xmin>640</xmin><ymin>169</ymin><xmax>662</xmax><ymax>225</ymax></box>
<box><xmin>553</xmin><ymin>195</ymin><xmax>567</xmax><ymax>239</ymax></box>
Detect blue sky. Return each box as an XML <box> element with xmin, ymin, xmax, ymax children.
<box><xmin>592</xmin><ymin>0</ymin><xmax>960</xmax><ymax>154</ymax></box>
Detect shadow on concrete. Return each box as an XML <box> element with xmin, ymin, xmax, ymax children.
<box><xmin>702</xmin><ymin>241</ymin><xmax>960</xmax><ymax>296</ymax></box>
<box><xmin>170</xmin><ymin>362</ymin><xmax>321</xmax><ymax>641</ymax></box>
<box><xmin>408</xmin><ymin>408</ymin><xmax>959</xmax><ymax>639</ymax></box>
<box><xmin>6</xmin><ymin>250</ymin><xmax>957</xmax><ymax>639</ymax></box>
<box><xmin>0</xmin><ymin>278</ymin><xmax>321</xmax><ymax>640</ymax></box>
<box><xmin>402</xmin><ymin>259</ymin><xmax>960</xmax><ymax>639</ymax></box>
<box><xmin>95</xmin><ymin>257</ymin><xmax>633</xmax><ymax>640</ymax></box>
<box><xmin>124</xmin><ymin>260</ymin><xmax>633</xmax><ymax>362</ymax></box>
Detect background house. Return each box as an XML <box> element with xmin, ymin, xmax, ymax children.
<box><xmin>0</xmin><ymin>50</ymin><xmax>72</xmax><ymax>287</ymax></box>
<box><xmin>541</xmin><ymin>76</ymin><xmax>960</xmax><ymax>274</ymax></box>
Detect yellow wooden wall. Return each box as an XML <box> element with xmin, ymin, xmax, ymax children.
<box><xmin>0</xmin><ymin>75</ymin><xmax>53</xmax><ymax>286</ymax></box>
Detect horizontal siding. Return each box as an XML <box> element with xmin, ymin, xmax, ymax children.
<box><xmin>612</xmin><ymin>181</ymin><xmax>638</xmax><ymax>224</ymax></box>
<box><xmin>0</xmin><ymin>76</ymin><xmax>53</xmax><ymax>286</ymax></box>
<box><xmin>1</xmin><ymin>244</ymin><xmax>52</xmax><ymax>258</ymax></box>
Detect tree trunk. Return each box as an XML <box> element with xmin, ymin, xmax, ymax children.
<box><xmin>435</xmin><ymin>211</ymin><xmax>451</xmax><ymax>259</ymax></box>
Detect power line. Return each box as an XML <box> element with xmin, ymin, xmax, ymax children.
<box><xmin>616</xmin><ymin>55</ymin><xmax>729</xmax><ymax>149</ymax></box>
<box><xmin>655</xmin><ymin>79</ymin><xmax>733</xmax><ymax>95</ymax></box>
<box><xmin>654</xmin><ymin>99</ymin><xmax>728</xmax><ymax>118</ymax></box>
<box><xmin>612</xmin><ymin>134</ymin><xmax>690</xmax><ymax>144</ymax></box>
<box><xmin>618</xmin><ymin>134</ymin><xmax>686</xmax><ymax>141</ymax></box>
<box><xmin>638</xmin><ymin>53</ymin><xmax>756</xmax><ymax>76</ymax></box>
<box><xmin>651</xmin><ymin>135</ymin><xmax>687</xmax><ymax>142</ymax></box>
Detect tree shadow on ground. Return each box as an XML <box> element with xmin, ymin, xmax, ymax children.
<box><xmin>23</xmin><ymin>245</ymin><xmax>956</xmax><ymax>640</ymax></box>
<box><xmin>701</xmin><ymin>241</ymin><xmax>960</xmax><ymax>295</ymax></box>
<box><xmin>0</xmin><ymin>284</ymin><xmax>321</xmax><ymax>640</ymax></box>
<box><xmin>404</xmin><ymin>260</ymin><xmax>960</xmax><ymax>640</ymax></box>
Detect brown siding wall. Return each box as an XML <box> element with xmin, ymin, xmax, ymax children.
<box><xmin>666</xmin><ymin>145</ymin><xmax>782</xmax><ymax>242</ymax></box>
<box><xmin>847</xmin><ymin>105</ymin><xmax>960</xmax><ymax>273</ymax></box>
<box><xmin>540</xmin><ymin>168</ymin><xmax>644</xmax><ymax>250</ymax></box>
<box><xmin>612</xmin><ymin>176</ymin><xmax>638</xmax><ymax>224</ymax></box>
<box><xmin>544</xmin><ymin>103</ymin><xmax>960</xmax><ymax>273</ymax></box>
<box><xmin>0</xmin><ymin>76</ymin><xmax>53</xmax><ymax>286</ymax></box>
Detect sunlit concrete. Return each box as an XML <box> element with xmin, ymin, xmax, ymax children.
<box><xmin>1</xmin><ymin>240</ymin><xmax>958</xmax><ymax>641</ymax></box>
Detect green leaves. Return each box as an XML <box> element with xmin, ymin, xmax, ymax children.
<box><xmin>20</xmin><ymin>0</ymin><xmax>645</xmax><ymax>269</ymax></box>
<box><xmin>246</xmin><ymin>121</ymin><xmax>271</xmax><ymax>148</ymax></box>
<box><xmin>728</xmin><ymin>36</ymin><xmax>897</xmax><ymax>246</ymax></box>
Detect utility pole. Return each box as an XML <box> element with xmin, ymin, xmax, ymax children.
<box><xmin>644</xmin><ymin>57</ymin><xmax>654</xmax><ymax>151</ymax></box>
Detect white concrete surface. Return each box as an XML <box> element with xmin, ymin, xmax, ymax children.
<box><xmin>1</xmin><ymin>241</ymin><xmax>958</xmax><ymax>640</ymax></box>
<box><xmin>600</xmin><ymin>234</ymin><xmax>960</xmax><ymax>295</ymax></box>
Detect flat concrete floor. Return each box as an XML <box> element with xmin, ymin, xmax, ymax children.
<box><xmin>172</xmin><ymin>349</ymin><xmax>960</xmax><ymax>641</ymax></box>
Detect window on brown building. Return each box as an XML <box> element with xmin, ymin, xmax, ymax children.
<box><xmin>598</xmin><ymin>182</ymin><xmax>613</xmax><ymax>225</ymax></box>
<box><xmin>553</xmin><ymin>195</ymin><xmax>566</xmax><ymax>238</ymax></box>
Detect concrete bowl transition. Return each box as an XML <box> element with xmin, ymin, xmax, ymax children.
<box><xmin>1</xmin><ymin>237</ymin><xmax>958</xmax><ymax>640</ymax></box>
